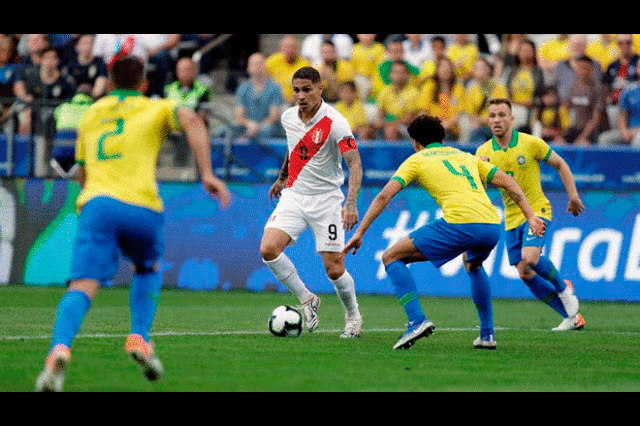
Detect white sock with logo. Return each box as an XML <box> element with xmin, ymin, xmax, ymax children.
<box><xmin>331</xmin><ymin>270</ymin><xmax>361</xmax><ymax>320</ymax></box>
<box><xmin>263</xmin><ymin>252</ymin><xmax>313</xmax><ymax>303</ymax></box>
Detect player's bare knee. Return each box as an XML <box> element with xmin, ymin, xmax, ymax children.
<box><xmin>381</xmin><ymin>249</ymin><xmax>400</xmax><ymax>266</ymax></box>
<box><xmin>517</xmin><ymin>262</ymin><xmax>535</xmax><ymax>281</ymax></box>
<box><xmin>323</xmin><ymin>257</ymin><xmax>345</xmax><ymax>280</ymax></box>
<box><xmin>260</xmin><ymin>242</ymin><xmax>282</xmax><ymax>262</ymax></box>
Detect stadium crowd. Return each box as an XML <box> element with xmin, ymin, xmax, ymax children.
<box><xmin>2</xmin><ymin>34</ymin><xmax>640</xmax><ymax>149</ymax></box>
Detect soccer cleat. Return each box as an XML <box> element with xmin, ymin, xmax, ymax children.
<box><xmin>392</xmin><ymin>319</ymin><xmax>435</xmax><ymax>350</ymax></box>
<box><xmin>299</xmin><ymin>294</ymin><xmax>321</xmax><ymax>332</ymax></box>
<box><xmin>340</xmin><ymin>317</ymin><xmax>363</xmax><ymax>338</ymax></box>
<box><xmin>552</xmin><ymin>313</ymin><xmax>586</xmax><ymax>331</ymax></box>
<box><xmin>473</xmin><ymin>334</ymin><xmax>497</xmax><ymax>350</ymax></box>
<box><xmin>558</xmin><ymin>279</ymin><xmax>580</xmax><ymax>318</ymax></box>
<box><xmin>35</xmin><ymin>344</ymin><xmax>71</xmax><ymax>392</ymax></box>
<box><xmin>125</xmin><ymin>334</ymin><xmax>164</xmax><ymax>381</ymax></box>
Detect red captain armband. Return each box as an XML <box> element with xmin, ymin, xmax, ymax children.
<box><xmin>338</xmin><ymin>136</ymin><xmax>358</xmax><ymax>154</ymax></box>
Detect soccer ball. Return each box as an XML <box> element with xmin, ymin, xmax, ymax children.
<box><xmin>268</xmin><ymin>305</ymin><xmax>303</xmax><ymax>337</ymax></box>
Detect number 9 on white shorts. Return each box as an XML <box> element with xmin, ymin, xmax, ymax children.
<box><xmin>265</xmin><ymin>188</ymin><xmax>345</xmax><ymax>253</ymax></box>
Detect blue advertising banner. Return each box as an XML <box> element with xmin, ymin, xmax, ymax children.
<box><xmin>4</xmin><ymin>178</ymin><xmax>639</xmax><ymax>302</ymax></box>
<box><xmin>3</xmin><ymin>136</ymin><xmax>640</xmax><ymax>191</ymax></box>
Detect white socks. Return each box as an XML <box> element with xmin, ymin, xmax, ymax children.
<box><xmin>263</xmin><ymin>253</ymin><xmax>361</xmax><ymax>320</ymax></box>
<box><xmin>263</xmin><ymin>252</ymin><xmax>313</xmax><ymax>303</ymax></box>
<box><xmin>331</xmin><ymin>270</ymin><xmax>361</xmax><ymax>321</ymax></box>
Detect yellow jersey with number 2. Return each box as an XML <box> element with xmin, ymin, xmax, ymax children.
<box><xmin>75</xmin><ymin>89</ymin><xmax>180</xmax><ymax>213</ymax></box>
<box><xmin>391</xmin><ymin>143</ymin><xmax>501</xmax><ymax>225</ymax></box>
<box><xmin>475</xmin><ymin>130</ymin><xmax>553</xmax><ymax>230</ymax></box>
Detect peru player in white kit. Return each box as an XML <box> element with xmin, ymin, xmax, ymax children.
<box><xmin>260</xmin><ymin>67</ymin><xmax>363</xmax><ymax>338</ymax></box>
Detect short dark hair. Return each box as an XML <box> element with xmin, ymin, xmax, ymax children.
<box><xmin>109</xmin><ymin>55</ymin><xmax>145</xmax><ymax>90</ymax></box>
<box><xmin>407</xmin><ymin>114</ymin><xmax>446</xmax><ymax>146</ymax></box>
<box><xmin>487</xmin><ymin>98</ymin><xmax>512</xmax><ymax>110</ymax></box>
<box><xmin>292</xmin><ymin>66</ymin><xmax>321</xmax><ymax>84</ymax></box>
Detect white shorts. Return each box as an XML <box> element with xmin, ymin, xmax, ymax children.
<box><xmin>265</xmin><ymin>188</ymin><xmax>345</xmax><ymax>252</ymax></box>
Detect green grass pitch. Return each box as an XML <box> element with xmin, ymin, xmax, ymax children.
<box><xmin>2</xmin><ymin>285</ymin><xmax>640</xmax><ymax>392</ymax></box>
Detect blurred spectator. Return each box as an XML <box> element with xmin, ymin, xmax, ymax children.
<box><xmin>164</xmin><ymin>56</ymin><xmax>213</xmax><ymax>166</ymax></box>
<box><xmin>463</xmin><ymin>57</ymin><xmax>508</xmax><ymax>145</ymax></box>
<box><xmin>446</xmin><ymin>34</ymin><xmax>479</xmax><ymax>83</ymax></box>
<box><xmin>318</xmin><ymin>40</ymin><xmax>356</xmax><ymax>103</ymax></box>
<box><xmin>233</xmin><ymin>53</ymin><xmax>283</xmax><ymax>141</ymax></box>
<box><xmin>350</xmin><ymin>34</ymin><xmax>386</xmax><ymax>102</ymax></box>
<box><xmin>533</xmin><ymin>85</ymin><xmax>571</xmax><ymax>144</ymax></box>
<box><xmin>587</xmin><ymin>34</ymin><xmax>620</xmax><ymax>71</ymax></box>
<box><xmin>63</xmin><ymin>34</ymin><xmax>108</xmax><ymax>100</ymax></box>
<box><xmin>335</xmin><ymin>80</ymin><xmax>375</xmax><ymax>140</ymax></box>
<box><xmin>265</xmin><ymin>35</ymin><xmax>310</xmax><ymax>105</ymax></box>
<box><xmin>556</xmin><ymin>34</ymin><xmax>602</xmax><ymax>105</ymax></box>
<box><xmin>494</xmin><ymin>34</ymin><xmax>526</xmax><ymax>78</ymax></box>
<box><xmin>602</xmin><ymin>34</ymin><xmax>639</xmax><ymax>106</ymax></box>
<box><xmin>0</xmin><ymin>34</ymin><xmax>19</xmax><ymax>120</ymax></box>
<box><xmin>563</xmin><ymin>55</ymin><xmax>604</xmax><ymax>146</ymax></box>
<box><xmin>418</xmin><ymin>36</ymin><xmax>447</xmax><ymax>82</ymax></box>
<box><xmin>374</xmin><ymin>60</ymin><xmax>419</xmax><ymax>140</ymax></box>
<box><xmin>371</xmin><ymin>36</ymin><xmax>420</xmax><ymax>101</ymax></box>
<box><xmin>15</xmin><ymin>34</ymin><xmax>50</xmax><ymax>71</ymax></box>
<box><xmin>48</xmin><ymin>34</ymin><xmax>79</xmax><ymax>68</ymax></box>
<box><xmin>15</xmin><ymin>47</ymin><xmax>75</xmax><ymax>134</ymax></box>
<box><xmin>164</xmin><ymin>56</ymin><xmax>212</xmax><ymax>115</ymax></box>
<box><xmin>538</xmin><ymin>34</ymin><xmax>571</xmax><ymax>79</ymax></box>
<box><xmin>417</xmin><ymin>57</ymin><xmax>465</xmax><ymax>141</ymax></box>
<box><xmin>52</xmin><ymin>88</ymin><xmax>93</xmax><ymax>173</ymax></box>
<box><xmin>402</xmin><ymin>34</ymin><xmax>430</xmax><ymax>69</ymax></box>
<box><xmin>178</xmin><ymin>34</ymin><xmax>216</xmax><ymax>72</ymax></box>
<box><xmin>14</xmin><ymin>34</ymin><xmax>50</xmax><ymax>101</ymax></box>
<box><xmin>505</xmin><ymin>38</ymin><xmax>545</xmax><ymax>132</ymax></box>
<box><xmin>143</xmin><ymin>34</ymin><xmax>180</xmax><ymax>97</ymax></box>
<box><xmin>598</xmin><ymin>63</ymin><xmax>640</xmax><ymax>147</ymax></box>
<box><xmin>301</xmin><ymin>34</ymin><xmax>353</xmax><ymax>66</ymax></box>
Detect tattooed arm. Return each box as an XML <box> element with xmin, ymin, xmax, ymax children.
<box><xmin>341</xmin><ymin>148</ymin><xmax>362</xmax><ymax>231</ymax></box>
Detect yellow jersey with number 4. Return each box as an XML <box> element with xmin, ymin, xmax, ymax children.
<box><xmin>391</xmin><ymin>143</ymin><xmax>501</xmax><ymax>225</ymax></box>
<box><xmin>75</xmin><ymin>89</ymin><xmax>180</xmax><ymax>212</ymax></box>
<box><xmin>475</xmin><ymin>130</ymin><xmax>553</xmax><ymax>230</ymax></box>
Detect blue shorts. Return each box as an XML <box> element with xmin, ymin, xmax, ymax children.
<box><xmin>505</xmin><ymin>218</ymin><xmax>551</xmax><ymax>266</ymax></box>
<box><xmin>69</xmin><ymin>196</ymin><xmax>164</xmax><ymax>283</ymax></box>
<box><xmin>409</xmin><ymin>218</ymin><xmax>501</xmax><ymax>268</ymax></box>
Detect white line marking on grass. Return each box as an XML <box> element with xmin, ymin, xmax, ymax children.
<box><xmin>3</xmin><ymin>326</ymin><xmax>640</xmax><ymax>341</ymax></box>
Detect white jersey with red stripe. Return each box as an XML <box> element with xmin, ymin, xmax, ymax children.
<box><xmin>281</xmin><ymin>101</ymin><xmax>357</xmax><ymax>195</ymax></box>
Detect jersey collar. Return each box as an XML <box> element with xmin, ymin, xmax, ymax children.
<box><xmin>110</xmin><ymin>88</ymin><xmax>143</xmax><ymax>101</ymax></box>
<box><xmin>491</xmin><ymin>129</ymin><xmax>519</xmax><ymax>151</ymax></box>
<box><xmin>424</xmin><ymin>142</ymin><xmax>444</xmax><ymax>149</ymax></box>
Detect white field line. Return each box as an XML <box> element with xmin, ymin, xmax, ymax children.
<box><xmin>3</xmin><ymin>326</ymin><xmax>640</xmax><ymax>341</ymax></box>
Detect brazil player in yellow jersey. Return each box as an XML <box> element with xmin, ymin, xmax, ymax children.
<box><xmin>476</xmin><ymin>98</ymin><xmax>586</xmax><ymax>332</ymax></box>
<box><xmin>342</xmin><ymin>114</ymin><xmax>546</xmax><ymax>350</ymax></box>
<box><xmin>36</xmin><ymin>56</ymin><xmax>231</xmax><ymax>392</ymax></box>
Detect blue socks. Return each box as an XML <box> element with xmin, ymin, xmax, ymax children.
<box><xmin>532</xmin><ymin>256</ymin><xmax>566</xmax><ymax>293</ymax></box>
<box><xmin>385</xmin><ymin>260</ymin><xmax>427</xmax><ymax>326</ymax></box>
<box><xmin>129</xmin><ymin>271</ymin><xmax>162</xmax><ymax>341</ymax></box>
<box><xmin>51</xmin><ymin>290</ymin><xmax>91</xmax><ymax>350</ymax></box>
<box><xmin>49</xmin><ymin>270</ymin><xmax>161</xmax><ymax>352</ymax></box>
<box><xmin>467</xmin><ymin>266</ymin><xmax>494</xmax><ymax>340</ymax></box>
<box><xmin>524</xmin><ymin>274</ymin><xmax>568</xmax><ymax>318</ymax></box>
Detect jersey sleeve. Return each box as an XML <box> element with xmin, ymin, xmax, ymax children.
<box><xmin>332</xmin><ymin>113</ymin><xmax>356</xmax><ymax>154</ymax></box>
<box><xmin>163</xmin><ymin>100</ymin><xmax>181</xmax><ymax>133</ymax></box>
<box><xmin>532</xmin><ymin>136</ymin><xmax>553</xmax><ymax>162</ymax></box>
<box><xmin>476</xmin><ymin>156</ymin><xmax>499</xmax><ymax>185</ymax></box>
<box><xmin>391</xmin><ymin>156</ymin><xmax>418</xmax><ymax>189</ymax></box>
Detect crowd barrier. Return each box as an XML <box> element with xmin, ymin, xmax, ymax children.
<box><xmin>2</xmin><ymin>178</ymin><xmax>639</xmax><ymax>302</ymax></box>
